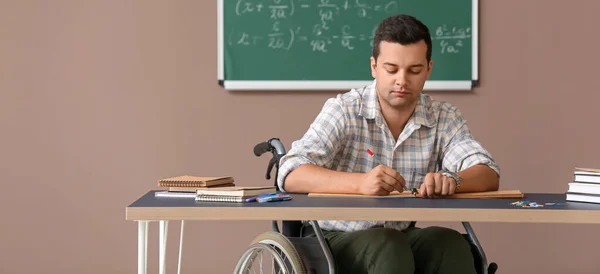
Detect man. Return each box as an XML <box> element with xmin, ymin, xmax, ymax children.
<box><xmin>276</xmin><ymin>14</ymin><xmax>500</xmax><ymax>274</ymax></box>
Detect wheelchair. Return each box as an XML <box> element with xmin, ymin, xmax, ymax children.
<box><xmin>233</xmin><ymin>138</ymin><xmax>498</xmax><ymax>274</ymax></box>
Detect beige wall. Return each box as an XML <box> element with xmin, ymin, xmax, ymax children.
<box><xmin>2</xmin><ymin>0</ymin><xmax>600</xmax><ymax>273</ymax></box>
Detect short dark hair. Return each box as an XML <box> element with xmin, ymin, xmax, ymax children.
<box><xmin>372</xmin><ymin>14</ymin><xmax>432</xmax><ymax>62</ymax></box>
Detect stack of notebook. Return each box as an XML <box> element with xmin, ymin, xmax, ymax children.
<box><xmin>566</xmin><ymin>168</ymin><xmax>600</xmax><ymax>204</ymax></box>
<box><xmin>154</xmin><ymin>175</ymin><xmax>236</xmax><ymax>198</ymax></box>
<box><xmin>154</xmin><ymin>175</ymin><xmax>276</xmax><ymax>202</ymax></box>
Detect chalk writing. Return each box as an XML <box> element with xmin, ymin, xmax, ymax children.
<box><xmin>230</xmin><ymin>0</ymin><xmax>469</xmax><ymax>55</ymax></box>
<box><xmin>432</xmin><ymin>24</ymin><xmax>471</xmax><ymax>54</ymax></box>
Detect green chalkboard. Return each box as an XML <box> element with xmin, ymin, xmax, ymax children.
<box><xmin>218</xmin><ymin>0</ymin><xmax>478</xmax><ymax>90</ymax></box>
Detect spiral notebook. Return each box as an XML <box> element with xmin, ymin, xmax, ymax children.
<box><xmin>195</xmin><ymin>194</ymin><xmax>248</xmax><ymax>203</ymax></box>
<box><xmin>195</xmin><ymin>186</ymin><xmax>277</xmax><ymax>203</ymax></box>
<box><xmin>157</xmin><ymin>175</ymin><xmax>234</xmax><ymax>187</ymax></box>
<box><xmin>196</xmin><ymin>186</ymin><xmax>276</xmax><ymax>197</ymax></box>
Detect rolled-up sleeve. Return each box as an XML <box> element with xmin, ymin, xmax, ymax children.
<box><xmin>441</xmin><ymin>108</ymin><xmax>500</xmax><ymax>176</ymax></box>
<box><xmin>277</xmin><ymin>97</ymin><xmax>347</xmax><ymax>192</ymax></box>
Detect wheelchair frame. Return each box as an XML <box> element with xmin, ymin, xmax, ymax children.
<box><xmin>250</xmin><ymin>138</ymin><xmax>497</xmax><ymax>274</ymax></box>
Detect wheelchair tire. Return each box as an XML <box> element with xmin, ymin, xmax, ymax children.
<box><xmin>246</xmin><ymin>231</ymin><xmax>307</xmax><ymax>274</ymax></box>
<box><xmin>234</xmin><ymin>242</ymin><xmax>292</xmax><ymax>274</ymax></box>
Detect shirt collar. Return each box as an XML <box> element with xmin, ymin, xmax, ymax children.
<box><xmin>358</xmin><ymin>80</ymin><xmax>436</xmax><ymax>128</ymax></box>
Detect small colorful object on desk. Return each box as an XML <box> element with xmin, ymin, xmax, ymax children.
<box><xmin>511</xmin><ymin>200</ymin><xmax>565</xmax><ymax>208</ymax></box>
<box><xmin>511</xmin><ymin>200</ymin><xmax>544</xmax><ymax>208</ymax></box>
<box><xmin>245</xmin><ymin>193</ymin><xmax>293</xmax><ymax>203</ymax></box>
<box><xmin>544</xmin><ymin>202</ymin><xmax>565</xmax><ymax>206</ymax></box>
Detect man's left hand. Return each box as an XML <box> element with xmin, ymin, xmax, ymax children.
<box><xmin>419</xmin><ymin>172</ymin><xmax>457</xmax><ymax>197</ymax></box>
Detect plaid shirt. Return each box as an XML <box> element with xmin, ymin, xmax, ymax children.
<box><xmin>277</xmin><ymin>81</ymin><xmax>500</xmax><ymax>232</ymax></box>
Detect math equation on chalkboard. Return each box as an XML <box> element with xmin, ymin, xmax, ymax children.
<box><xmin>226</xmin><ymin>0</ymin><xmax>471</xmax><ymax>55</ymax></box>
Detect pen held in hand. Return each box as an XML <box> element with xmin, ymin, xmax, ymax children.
<box><xmin>366</xmin><ymin>149</ymin><xmax>418</xmax><ymax>194</ymax></box>
<box><xmin>366</xmin><ymin>149</ymin><xmax>387</xmax><ymax>168</ymax></box>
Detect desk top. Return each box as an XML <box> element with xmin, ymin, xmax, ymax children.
<box><xmin>126</xmin><ymin>191</ymin><xmax>600</xmax><ymax>224</ymax></box>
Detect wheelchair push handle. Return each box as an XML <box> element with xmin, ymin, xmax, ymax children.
<box><xmin>253</xmin><ymin>138</ymin><xmax>287</xmax><ymax>181</ymax></box>
<box><xmin>266</xmin><ymin>157</ymin><xmax>277</xmax><ymax>180</ymax></box>
<box><xmin>269</xmin><ymin>138</ymin><xmax>286</xmax><ymax>157</ymax></box>
<box><xmin>253</xmin><ymin>138</ymin><xmax>286</xmax><ymax>157</ymax></box>
<box><xmin>253</xmin><ymin>141</ymin><xmax>272</xmax><ymax>157</ymax></box>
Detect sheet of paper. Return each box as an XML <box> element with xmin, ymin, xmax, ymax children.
<box><xmin>308</xmin><ymin>190</ymin><xmax>524</xmax><ymax>199</ymax></box>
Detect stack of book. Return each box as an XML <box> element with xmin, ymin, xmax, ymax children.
<box><xmin>154</xmin><ymin>175</ymin><xmax>276</xmax><ymax>202</ymax></box>
<box><xmin>566</xmin><ymin>168</ymin><xmax>600</xmax><ymax>204</ymax></box>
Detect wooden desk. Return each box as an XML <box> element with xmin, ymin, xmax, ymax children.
<box><xmin>126</xmin><ymin>191</ymin><xmax>600</xmax><ymax>274</ymax></box>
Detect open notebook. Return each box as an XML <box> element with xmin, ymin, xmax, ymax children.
<box><xmin>308</xmin><ymin>190</ymin><xmax>524</xmax><ymax>199</ymax></box>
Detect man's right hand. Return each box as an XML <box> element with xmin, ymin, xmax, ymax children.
<box><xmin>358</xmin><ymin>165</ymin><xmax>406</xmax><ymax>195</ymax></box>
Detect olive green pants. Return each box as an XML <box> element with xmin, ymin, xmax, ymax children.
<box><xmin>321</xmin><ymin>226</ymin><xmax>476</xmax><ymax>274</ymax></box>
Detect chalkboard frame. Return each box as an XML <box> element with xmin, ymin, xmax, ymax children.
<box><xmin>217</xmin><ymin>0</ymin><xmax>479</xmax><ymax>91</ymax></box>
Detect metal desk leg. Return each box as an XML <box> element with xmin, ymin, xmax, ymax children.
<box><xmin>138</xmin><ymin>221</ymin><xmax>149</xmax><ymax>274</ymax></box>
<box><xmin>159</xmin><ymin>221</ymin><xmax>169</xmax><ymax>274</ymax></box>
<box><xmin>177</xmin><ymin>220</ymin><xmax>185</xmax><ymax>274</ymax></box>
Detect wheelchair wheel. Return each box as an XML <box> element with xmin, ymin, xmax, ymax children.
<box><xmin>234</xmin><ymin>231</ymin><xmax>307</xmax><ymax>274</ymax></box>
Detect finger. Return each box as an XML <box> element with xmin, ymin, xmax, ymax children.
<box><xmin>375</xmin><ymin>189</ymin><xmax>390</xmax><ymax>196</ymax></box>
<box><xmin>380</xmin><ymin>166</ymin><xmax>405</xmax><ymax>186</ymax></box>
<box><xmin>424</xmin><ymin>173</ymin><xmax>435</xmax><ymax>197</ymax></box>
<box><xmin>418</xmin><ymin>182</ymin><xmax>427</xmax><ymax>196</ymax></box>
<box><xmin>380</xmin><ymin>167</ymin><xmax>405</xmax><ymax>192</ymax></box>
<box><xmin>448</xmin><ymin>178</ymin><xmax>456</xmax><ymax>195</ymax></box>
<box><xmin>434</xmin><ymin>173</ymin><xmax>443</xmax><ymax>195</ymax></box>
<box><xmin>381</xmin><ymin>176</ymin><xmax>403</xmax><ymax>193</ymax></box>
<box><xmin>394</xmin><ymin>170</ymin><xmax>406</xmax><ymax>187</ymax></box>
<box><xmin>377</xmin><ymin>179</ymin><xmax>395</xmax><ymax>193</ymax></box>
<box><xmin>441</xmin><ymin>177</ymin><xmax>450</xmax><ymax>196</ymax></box>
<box><xmin>374</xmin><ymin>179</ymin><xmax>394</xmax><ymax>195</ymax></box>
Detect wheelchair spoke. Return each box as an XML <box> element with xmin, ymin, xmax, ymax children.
<box><xmin>271</xmin><ymin>257</ymin><xmax>275</xmax><ymax>274</ymax></box>
<box><xmin>235</xmin><ymin>244</ymin><xmax>296</xmax><ymax>274</ymax></box>
<box><xmin>259</xmin><ymin>252</ymin><xmax>263</xmax><ymax>274</ymax></box>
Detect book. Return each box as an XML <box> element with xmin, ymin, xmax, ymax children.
<box><xmin>196</xmin><ymin>186</ymin><xmax>276</xmax><ymax>197</ymax></box>
<box><xmin>567</xmin><ymin>182</ymin><xmax>600</xmax><ymax>195</ymax></box>
<box><xmin>308</xmin><ymin>189</ymin><xmax>524</xmax><ymax>199</ymax></box>
<box><xmin>574</xmin><ymin>167</ymin><xmax>600</xmax><ymax>173</ymax></box>
<box><xmin>566</xmin><ymin>192</ymin><xmax>600</xmax><ymax>204</ymax></box>
<box><xmin>573</xmin><ymin>167</ymin><xmax>600</xmax><ymax>184</ymax></box>
<box><xmin>157</xmin><ymin>175</ymin><xmax>234</xmax><ymax>187</ymax></box>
